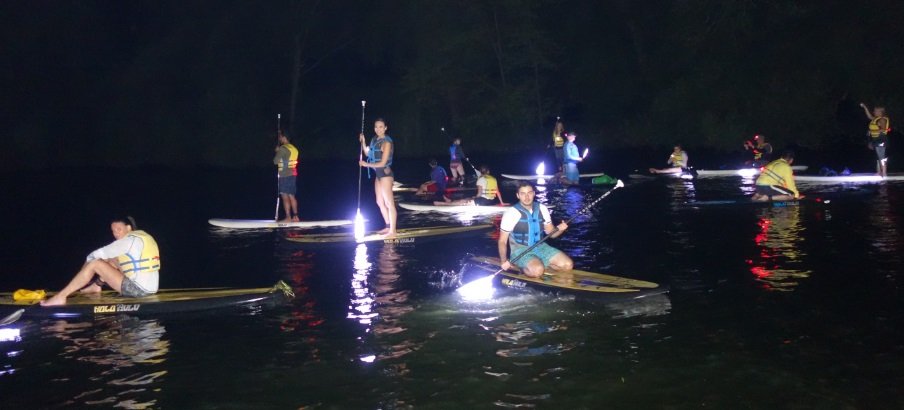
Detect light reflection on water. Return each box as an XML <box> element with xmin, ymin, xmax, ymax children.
<box><xmin>747</xmin><ymin>206</ymin><xmax>811</xmax><ymax>291</ymax></box>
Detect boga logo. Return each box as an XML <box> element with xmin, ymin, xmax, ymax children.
<box><xmin>93</xmin><ymin>304</ymin><xmax>141</xmax><ymax>314</ymax></box>
<box><xmin>500</xmin><ymin>278</ymin><xmax>527</xmax><ymax>288</ymax></box>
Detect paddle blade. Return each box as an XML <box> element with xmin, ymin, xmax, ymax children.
<box><xmin>0</xmin><ymin>309</ymin><xmax>24</xmax><ymax>326</ymax></box>
<box><xmin>615</xmin><ymin>179</ymin><xmax>625</xmax><ymax>188</ymax></box>
<box><xmin>354</xmin><ymin>210</ymin><xmax>366</xmax><ymax>241</ymax></box>
<box><xmin>457</xmin><ymin>273</ymin><xmax>496</xmax><ymax>301</ymax></box>
<box><xmin>582</xmin><ymin>148</ymin><xmax>589</xmax><ymax>159</ymax></box>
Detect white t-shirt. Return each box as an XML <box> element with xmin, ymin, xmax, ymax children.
<box><xmin>87</xmin><ymin>235</ymin><xmax>159</xmax><ymax>292</ymax></box>
<box><xmin>500</xmin><ymin>203</ymin><xmax>553</xmax><ymax>232</ymax></box>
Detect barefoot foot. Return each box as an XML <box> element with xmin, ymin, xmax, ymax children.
<box><xmin>40</xmin><ymin>294</ymin><xmax>68</xmax><ymax>307</ymax></box>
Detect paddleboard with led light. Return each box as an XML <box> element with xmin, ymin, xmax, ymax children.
<box><xmin>398</xmin><ymin>202</ymin><xmax>511</xmax><ymax>214</ymax></box>
<box><xmin>286</xmin><ymin>224</ymin><xmax>494</xmax><ymax>245</ymax></box>
<box><xmin>696</xmin><ymin>165</ymin><xmax>808</xmax><ymax>177</ymax></box>
<box><xmin>795</xmin><ymin>173</ymin><xmax>904</xmax><ymax>183</ymax></box>
<box><xmin>501</xmin><ymin>172</ymin><xmax>607</xmax><ymax>180</ymax></box>
<box><xmin>0</xmin><ymin>281</ymin><xmax>294</xmax><ymax>324</ymax></box>
<box><xmin>464</xmin><ymin>256</ymin><xmax>666</xmax><ymax>300</ymax></box>
<box><xmin>208</xmin><ymin>219</ymin><xmax>353</xmax><ymax>229</ymax></box>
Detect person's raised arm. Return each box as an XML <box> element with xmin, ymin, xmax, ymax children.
<box><xmin>860</xmin><ymin>103</ymin><xmax>875</xmax><ymax>120</ymax></box>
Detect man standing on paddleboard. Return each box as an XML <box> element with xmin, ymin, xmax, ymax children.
<box><xmin>41</xmin><ymin>216</ymin><xmax>160</xmax><ymax>306</ymax></box>
<box><xmin>274</xmin><ymin>130</ymin><xmax>300</xmax><ymax>222</ymax></box>
<box><xmin>860</xmin><ymin>102</ymin><xmax>890</xmax><ymax>178</ymax></box>
<box><xmin>563</xmin><ymin>132</ymin><xmax>583</xmax><ymax>185</ymax></box>
<box><xmin>499</xmin><ymin>181</ymin><xmax>574</xmax><ymax>277</ymax></box>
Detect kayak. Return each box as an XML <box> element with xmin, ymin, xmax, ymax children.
<box><xmin>208</xmin><ymin>219</ymin><xmax>352</xmax><ymax>229</ymax></box>
<box><xmin>795</xmin><ymin>173</ymin><xmax>904</xmax><ymax>183</ymax></box>
<box><xmin>464</xmin><ymin>256</ymin><xmax>667</xmax><ymax>300</ymax></box>
<box><xmin>285</xmin><ymin>224</ymin><xmax>494</xmax><ymax>245</ymax></box>
<box><xmin>399</xmin><ymin>202</ymin><xmax>511</xmax><ymax>215</ymax></box>
<box><xmin>501</xmin><ymin>172</ymin><xmax>607</xmax><ymax>180</ymax></box>
<box><xmin>0</xmin><ymin>281</ymin><xmax>294</xmax><ymax>325</ymax></box>
<box><xmin>696</xmin><ymin>165</ymin><xmax>808</xmax><ymax>177</ymax></box>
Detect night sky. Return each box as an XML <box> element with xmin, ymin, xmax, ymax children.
<box><xmin>2</xmin><ymin>0</ymin><xmax>902</xmax><ymax>169</ymax></box>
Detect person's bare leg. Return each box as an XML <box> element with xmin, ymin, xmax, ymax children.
<box><xmin>288</xmin><ymin>195</ymin><xmax>300</xmax><ymax>221</ymax></box>
<box><xmin>280</xmin><ymin>194</ymin><xmax>292</xmax><ymax>222</ymax></box>
<box><xmin>374</xmin><ymin>179</ymin><xmax>391</xmax><ymax>235</ymax></box>
<box><xmin>42</xmin><ymin>260</ymin><xmax>125</xmax><ymax>306</ymax></box>
<box><xmin>378</xmin><ymin>177</ymin><xmax>397</xmax><ymax>237</ymax></box>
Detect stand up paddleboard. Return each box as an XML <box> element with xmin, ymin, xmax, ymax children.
<box><xmin>696</xmin><ymin>165</ymin><xmax>808</xmax><ymax>177</ymax></box>
<box><xmin>795</xmin><ymin>173</ymin><xmax>904</xmax><ymax>183</ymax></box>
<box><xmin>0</xmin><ymin>281</ymin><xmax>294</xmax><ymax>324</ymax></box>
<box><xmin>399</xmin><ymin>202</ymin><xmax>511</xmax><ymax>215</ymax></box>
<box><xmin>208</xmin><ymin>219</ymin><xmax>353</xmax><ymax>229</ymax></box>
<box><xmin>465</xmin><ymin>256</ymin><xmax>667</xmax><ymax>300</ymax></box>
<box><xmin>501</xmin><ymin>172</ymin><xmax>606</xmax><ymax>180</ymax></box>
<box><xmin>286</xmin><ymin>224</ymin><xmax>494</xmax><ymax>245</ymax></box>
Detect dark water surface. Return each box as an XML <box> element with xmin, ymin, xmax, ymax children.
<box><xmin>1</xmin><ymin>158</ymin><xmax>903</xmax><ymax>409</ymax></box>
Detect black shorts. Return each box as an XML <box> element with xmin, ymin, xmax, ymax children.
<box><xmin>278</xmin><ymin>176</ymin><xmax>297</xmax><ymax>195</ymax></box>
<box><xmin>373</xmin><ymin>166</ymin><xmax>393</xmax><ymax>179</ymax></box>
<box><xmin>755</xmin><ymin>184</ymin><xmax>793</xmax><ymax>197</ymax></box>
<box><xmin>474</xmin><ymin>197</ymin><xmax>496</xmax><ymax>206</ymax></box>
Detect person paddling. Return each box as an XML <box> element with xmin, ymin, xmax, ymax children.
<box><xmin>449</xmin><ymin>137</ymin><xmax>467</xmax><ymax>185</ymax></box>
<box><xmin>274</xmin><ymin>130</ymin><xmax>300</xmax><ymax>222</ymax></box>
<box><xmin>416</xmin><ymin>158</ymin><xmax>451</xmax><ymax>202</ymax></box>
<box><xmin>860</xmin><ymin>102</ymin><xmax>890</xmax><ymax>177</ymax></box>
<box><xmin>562</xmin><ymin>132</ymin><xmax>583</xmax><ymax>185</ymax></box>
<box><xmin>41</xmin><ymin>216</ymin><xmax>160</xmax><ymax>306</ymax></box>
<box><xmin>498</xmin><ymin>181</ymin><xmax>574</xmax><ymax>277</ymax></box>
<box><xmin>751</xmin><ymin>150</ymin><xmax>804</xmax><ymax>202</ymax></box>
<box><xmin>359</xmin><ymin>117</ymin><xmax>397</xmax><ymax>237</ymax></box>
<box><xmin>743</xmin><ymin>134</ymin><xmax>773</xmax><ymax>168</ymax></box>
<box><xmin>650</xmin><ymin>145</ymin><xmax>689</xmax><ymax>174</ymax></box>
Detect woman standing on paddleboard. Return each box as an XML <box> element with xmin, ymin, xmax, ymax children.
<box><xmin>359</xmin><ymin>118</ymin><xmax>397</xmax><ymax>237</ymax></box>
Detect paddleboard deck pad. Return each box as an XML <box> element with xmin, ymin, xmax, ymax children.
<box><xmin>209</xmin><ymin>219</ymin><xmax>352</xmax><ymax>229</ymax></box>
<box><xmin>286</xmin><ymin>224</ymin><xmax>494</xmax><ymax>245</ymax></box>
<box><xmin>0</xmin><ymin>281</ymin><xmax>294</xmax><ymax>321</ymax></box>
<box><xmin>466</xmin><ymin>256</ymin><xmax>667</xmax><ymax>300</ymax></box>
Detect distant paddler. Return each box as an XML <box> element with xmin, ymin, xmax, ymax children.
<box><xmin>649</xmin><ymin>145</ymin><xmax>689</xmax><ymax>174</ymax></box>
<box><xmin>860</xmin><ymin>102</ymin><xmax>890</xmax><ymax>177</ymax></box>
<box><xmin>441</xmin><ymin>164</ymin><xmax>505</xmax><ymax>206</ymax></box>
<box><xmin>751</xmin><ymin>150</ymin><xmax>804</xmax><ymax>202</ymax></box>
<box><xmin>499</xmin><ymin>181</ymin><xmax>574</xmax><ymax>277</ymax></box>
<box><xmin>416</xmin><ymin>158</ymin><xmax>451</xmax><ymax>202</ymax></box>
<box><xmin>743</xmin><ymin>134</ymin><xmax>773</xmax><ymax>168</ymax></box>
<box><xmin>274</xmin><ymin>130</ymin><xmax>300</xmax><ymax>222</ymax></box>
<box><xmin>359</xmin><ymin>117</ymin><xmax>397</xmax><ymax>237</ymax></box>
<box><xmin>550</xmin><ymin>118</ymin><xmax>566</xmax><ymax>174</ymax></box>
<box><xmin>562</xmin><ymin>132</ymin><xmax>584</xmax><ymax>185</ymax></box>
<box><xmin>41</xmin><ymin>216</ymin><xmax>160</xmax><ymax>306</ymax></box>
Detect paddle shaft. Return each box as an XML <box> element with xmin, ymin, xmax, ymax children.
<box><xmin>501</xmin><ymin>181</ymin><xmax>624</xmax><ymax>270</ymax></box>
<box><xmin>357</xmin><ymin>101</ymin><xmax>366</xmax><ymax>211</ymax></box>
<box><xmin>275</xmin><ymin>113</ymin><xmax>282</xmax><ymax>220</ymax></box>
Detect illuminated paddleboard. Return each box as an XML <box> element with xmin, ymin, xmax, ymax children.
<box><xmin>501</xmin><ymin>172</ymin><xmax>607</xmax><ymax>180</ymax></box>
<box><xmin>286</xmin><ymin>224</ymin><xmax>493</xmax><ymax>245</ymax></box>
<box><xmin>0</xmin><ymin>281</ymin><xmax>294</xmax><ymax>322</ymax></box>
<box><xmin>208</xmin><ymin>219</ymin><xmax>352</xmax><ymax>229</ymax></box>
<box><xmin>466</xmin><ymin>256</ymin><xmax>666</xmax><ymax>300</ymax></box>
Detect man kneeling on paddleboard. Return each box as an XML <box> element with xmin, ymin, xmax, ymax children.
<box><xmin>41</xmin><ymin>216</ymin><xmax>160</xmax><ymax>306</ymax></box>
<box><xmin>498</xmin><ymin>181</ymin><xmax>574</xmax><ymax>277</ymax></box>
<box><xmin>751</xmin><ymin>150</ymin><xmax>804</xmax><ymax>202</ymax></box>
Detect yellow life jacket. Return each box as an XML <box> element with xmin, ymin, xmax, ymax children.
<box><xmin>278</xmin><ymin>144</ymin><xmax>299</xmax><ymax>173</ymax></box>
<box><xmin>480</xmin><ymin>175</ymin><xmax>498</xmax><ymax>200</ymax></box>
<box><xmin>117</xmin><ymin>230</ymin><xmax>160</xmax><ymax>277</ymax></box>
<box><xmin>869</xmin><ymin>116</ymin><xmax>890</xmax><ymax>138</ymax></box>
<box><xmin>671</xmin><ymin>151</ymin><xmax>686</xmax><ymax>167</ymax></box>
<box><xmin>553</xmin><ymin>131</ymin><xmax>564</xmax><ymax>148</ymax></box>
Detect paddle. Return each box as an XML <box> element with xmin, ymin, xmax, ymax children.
<box><xmin>274</xmin><ymin>113</ymin><xmax>281</xmax><ymax>221</ymax></box>
<box><xmin>354</xmin><ymin>101</ymin><xmax>367</xmax><ymax>240</ymax></box>
<box><xmin>457</xmin><ymin>179</ymin><xmax>626</xmax><ymax>297</ymax></box>
<box><xmin>0</xmin><ymin>309</ymin><xmax>24</xmax><ymax>326</ymax></box>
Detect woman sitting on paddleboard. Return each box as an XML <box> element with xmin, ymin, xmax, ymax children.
<box><xmin>499</xmin><ymin>181</ymin><xmax>574</xmax><ymax>277</ymax></box>
<box><xmin>41</xmin><ymin>216</ymin><xmax>160</xmax><ymax>306</ymax></box>
<box><xmin>359</xmin><ymin>118</ymin><xmax>397</xmax><ymax>237</ymax></box>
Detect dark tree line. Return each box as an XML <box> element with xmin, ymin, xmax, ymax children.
<box><xmin>2</xmin><ymin>0</ymin><xmax>902</xmax><ymax>168</ymax></box>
